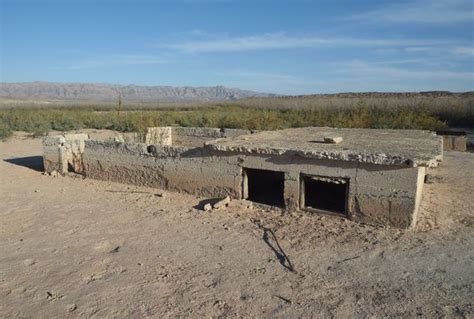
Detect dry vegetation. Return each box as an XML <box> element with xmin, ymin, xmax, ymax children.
<box><xmin>0</xmin><ymin>93</ymin><xmax>472</xmax><ymax>139</ymax></box>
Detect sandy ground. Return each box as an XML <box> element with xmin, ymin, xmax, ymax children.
<box><xmin>0</xmin><ymin>132</ymin><xmax>473</xmax><ymax>318</ymax></box>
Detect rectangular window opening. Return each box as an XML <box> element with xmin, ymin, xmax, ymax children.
<box><xmin>301</xmin><ymin>174</ymin><xmax>348</xmax><ymax>216</ymax></box>
<box><xmin>243</xmin><ymin>168</ymin><xmax>285</xmax><ymax>208</ymax></box>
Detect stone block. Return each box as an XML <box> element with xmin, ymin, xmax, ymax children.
<box><xmin>145</xmin><ymin>127</ymin><xmax>172</xmax><ymax>146</ymax></box>
<box><xmin>324</xmin><ymin>136</ymin><xmax>343</xmax><ymax>144</ymax></box>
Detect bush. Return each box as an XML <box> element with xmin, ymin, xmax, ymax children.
<box><xmin>0</xmin><ymin>120</ymin><xmax>12</xmax><ymax>139</ymax></box>
<box><xmin>0</xmin><ymin>101</ymin><xmax>462</xmax><ymax>138</ymax></box>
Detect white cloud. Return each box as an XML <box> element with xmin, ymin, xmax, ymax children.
<box><xmin>348</xmin><ymin>0</ymin><xmax>473</xmax><ymax>24</ymax></box>
<box><xmin>214</xmin><ymin>70</ymin><xmax>326</xmax><ymax>94</ymax></box>
<box><xmin>372</xmin><ymin>59</ymin><xmax>429</xmax><ymax>66</ymax></box>
<box><xmin>67</xmin><ymin>54</ymin><xmax>166</xmax><ymax>69</ymax></box>
<box><xmin>336</xmin><ymin>60</ymin><xmax>474</xmax><ymax>81</ymax></box>
<box><xmin>452</xmin><ymin>46</ymin><xmax>474</xmax><ymax>57</ymax></box>
<box><xmin>212</xmin><ymin>61</ymin><xmax>474</xmax><ymax>94</ymax></box>
<box><xmin>166</xmin><ymin>32</ymin><xmax>449</xmax><ymax>53</ymax></box>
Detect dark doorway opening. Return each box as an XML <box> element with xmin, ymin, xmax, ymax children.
<box><xmin>243</xmin><ymin>168</ymin><xmax>285</xmax><ymax>208</ymax></box>
<box><xmin>301</xmin><ymin>175</ymin><xmax>348</xmax><ymax>216</ymax></box>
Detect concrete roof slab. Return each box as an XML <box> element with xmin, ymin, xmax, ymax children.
<box><xmin>205</xmin><ymin>127</ymin><xmax>443</xmax><ymax>167</ymax></box>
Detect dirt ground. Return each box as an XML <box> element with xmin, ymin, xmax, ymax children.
<box><xmin>0</xmin><ymin>132</ymin><xmax>473</xmax><ymax>318</ymax></box>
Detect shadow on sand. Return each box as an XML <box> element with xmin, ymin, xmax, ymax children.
<box><xmin>4</xmin><ymin>156</ymin><xmax>44</xmax><ymax>172</ymax></box>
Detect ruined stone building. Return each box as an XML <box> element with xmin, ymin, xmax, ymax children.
<box><xmin>43</xmin><ymin>126</ymin><xmax>443</xmax><ymax>229</ymax></box>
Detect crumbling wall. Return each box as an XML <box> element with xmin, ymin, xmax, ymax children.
<box><xmin>81</xmin><ymin>139</ymin><xmax>424</xmax><ymax>228</ymax></box>
<box><xmin>232</xmin><ymin>153</ymin><xmax>424</xmax><ymax>228</ymax></box>
<box><xmin>42</xmin><ymin>127</ymin><xmax>428</xmax><ymax>229</ymax></box>
<box><xmin>82</xmin><ymin>140</ymin><xmax>241</xmax><ymax>197</ymax></box>
<box><xmin>169</xmin><ymin>127</ymin><xmax>253</xmax><ymax>147</ymax></box>
<box><xmin>42</xmin><ymin>133</ymin><xmax>89</xmax><ymax>174</ymax></box>
<box><xmin>350</xmin><ymin>164</ymin><xmax>424</xmax><ymax>228</ymax></box>
<box><xmin>83</xmin><ymin>140</ymin><xmax>167</xmax><ymax>188</ymax></box>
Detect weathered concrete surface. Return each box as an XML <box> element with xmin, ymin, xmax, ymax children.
<box><xmin>168</xmin><ymin>127</ymin><xmax>253</xmax><ymax>147</ymax></box>
<box><xmin>83</xmin><ymin>140</ymin><xmax>166</xmax><ymax>188</ymax></box>
<box><xmin>442</xmin><ymin>135</ymin><xmax>467</xmax><ymax>152</ymax></box>
<box><xmin>237</xmin><ymin>154</ymin><xmax>424</xmax><ymax>228</ymax></box>
<box><xmin>81</xmin><ymin>138</ymin><xmax>425</xmax><ymax>228</ymax></box>
<box><xmin>42</xmin><ymin>133</ymin><xmax>89</xmax><ymax>174</ymax></box>
<box><xmin>41</xmin><ymin>127</ymin><xmax>442</xmax><ymax>228</ymax></box>
<box><xmin>65</xmin><ymin>133</ymin><xmax>88</xmax><ymax>173</ymax></box>
<box><xmin>145</xmin><ymin>127</ymin><xmax>172</xmax><ymax>145</ymax></box>
<box><xmin>206</xmin><ymin>127</ymin><xmax>443</xmax><ymax>168</ymax></box>
<box><xmin>43</xmin><ymin>135</ymin><xmax>66</xmax><ymax>174</ymax></box>
<box><xmin>82</xmin><ymin>140</ymin><xmax>241</xmax><ymax>198</ymax></box>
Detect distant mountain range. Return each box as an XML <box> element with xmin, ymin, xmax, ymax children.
<box><xmin>1</xmin><ymin>82</ymin><xmax>472</xmax><ymax>103</ymax></box>
<box><xmin>0</xmin><ymin>82</ymin><xmax>274</xmax><ymax>102</ymax></box>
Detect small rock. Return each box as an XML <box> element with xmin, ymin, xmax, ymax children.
<box><xmin>34</xmin><ymin>190</ymin><xmax>40</xmax><ymax>193</ymax></box>
<box><xmin>324</xmin><ymin>136</ymin><xmax>343</xmax><ymax>144</ymax></box>
<box><xmin>113</xmin><ymin>135</ymin><xmax>125</xmax><ymax>143</ymax></box>
<box><xmin>50</xmin><ymin>170</ymin><xmax>58</xmax><ymax>177</ymax></box>
<box><xmin>424</xmin><ymin>174</ymin><xmax>442</xmax><ymax>184</ymax></box>
<box><xmin>203</xmin><ymin>203</ymin><xmax>213</xmax><ymax>211</ymax></box>
<box><xmin>213</xmin><ymin>196</ymin><xmax>230</xmax><ymax>209</ymax></box>
<box><xmin>66</xmin><ymin>304</ymin><xmax>77</xmax><ymax>312</ymax></box>
<box><xmin>109</xmin><ymin>246</ymin><xmax>120</xmax><ymax>253</ymax></box>
<box><xmin>23</xmin><ymin>259</ymin><xmax>36</xmax><ymax>266</ymax></box>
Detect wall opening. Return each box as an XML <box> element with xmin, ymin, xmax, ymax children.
<box><xmin>243</xmin><ymin>168</ymin><xmax>285</xmax><ymax>208</ymax></box>
<box><xmin>300</xmin><ymin>174</ymin><xmax>348</xmax><ymax>216</ymax></box>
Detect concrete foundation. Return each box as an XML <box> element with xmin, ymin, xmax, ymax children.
<box><xmin>42</xmin><ymin>127</ymin><xmax>443</xmax><ymax>229</ymax></box>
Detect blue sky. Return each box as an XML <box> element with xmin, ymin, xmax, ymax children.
<box><xmin>1</xmin><ymin>0</ymin><xmax>473</xmax><ymax>94</ymax></box>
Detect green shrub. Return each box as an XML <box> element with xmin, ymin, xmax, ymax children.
<box><xmin>0</xmin><ymin>120</ymin><xmax>12</xmax><ymax>139</ymax></box>
<box><xmin>0</xmin><ymin>100</ymin><xmax>462</xmax><ymax>138</ymax></box>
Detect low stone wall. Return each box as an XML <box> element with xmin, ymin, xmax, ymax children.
<box><xmin>80</xmin><ymin>139</ymin><xmax>425</xmax><ymax>228</ymax></box>
<box><xmin>83</xmin><ymin>140</ymin><xmax>240</xmax><ymax>198</ymax></box>
<box><xmin>145</xmin><ymin>127</ymin><xmax>253</xmax><ymax>147</ymax></box>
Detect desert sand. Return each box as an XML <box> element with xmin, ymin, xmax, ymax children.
<box><xmin>1</xmin><ymin>132</ymin><xmax>473</xmax><ymax>318</ymax></box>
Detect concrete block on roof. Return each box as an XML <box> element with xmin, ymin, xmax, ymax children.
<box><xmin>145</xmin><ymin>127</ymin><xmax>172</xmax><ymax>146</ymax></box>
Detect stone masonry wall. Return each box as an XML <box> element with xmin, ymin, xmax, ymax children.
<box><xmin>81</xmin><ymin>140</ymin><xmax>425</xmax><ymax>228</ymax></box>
<box><xmin>144</xmin><ymin>127</ymin><xmax>254</xmax><ymax>147</ymax></box>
